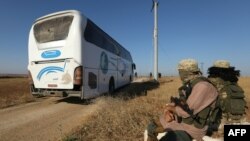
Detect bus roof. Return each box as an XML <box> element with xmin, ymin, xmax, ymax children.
<box><xmin>35</xmin><ymin>10</ymin><xmax>81</xmax><ymax>23</ymax></box>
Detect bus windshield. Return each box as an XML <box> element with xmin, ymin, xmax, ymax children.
<box><xmin>34</xmin><ymin>16</ymin><xmax>73</xmax><ymax>43</ymax></box>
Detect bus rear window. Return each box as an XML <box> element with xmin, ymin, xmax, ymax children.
<box><xmin>34</xmin><ymin>16</ymin><xmax>73</xmax><ymax>43</ymax></box>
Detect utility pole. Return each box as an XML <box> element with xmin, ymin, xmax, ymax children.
<box><xmin>153</xmin><ymin>0</ymin><xmax>159</xmax><ymax>81</ymax></box>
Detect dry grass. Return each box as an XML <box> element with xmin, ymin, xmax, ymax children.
<box><xmin>0</xmin><ymin>78</ymin><xmax>34</xmax><ymax>108</ymax></box>
<box><xmin>238</xmin><ymin>77</ymin><xmax>250</xmax><ymax>101</ymax></box>
<box><xmin>66</xmin><ymin>77</ymin><xmax>250</xmax><ymax>141</ymax></box>
<box><xmin>1</xmin><ymin>77</ymin><xmax>249</xmax><ymax>140</ymax></box>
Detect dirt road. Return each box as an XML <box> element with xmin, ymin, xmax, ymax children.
<box><xmin>0</xmin><ymin>96</ymin><xmax>104</xmax><ymax>141</ymax></box>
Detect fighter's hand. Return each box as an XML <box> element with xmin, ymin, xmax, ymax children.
<box><xmin>164</xmin><ymin>104</ymin><xmax>175</xmax><ymax>113</ymax></box>
<box><xmin>164</xmin><ymin>110</ymin><xmax>174</xmax><ymax>122</ymax></box>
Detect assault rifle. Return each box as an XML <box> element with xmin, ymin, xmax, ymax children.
<box><xmin>170</xmin><ymin>96</ymin><xmax>194</xmax><ymax>118</ymax></box>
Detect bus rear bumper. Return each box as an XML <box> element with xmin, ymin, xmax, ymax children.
<box><xmin>31</xmin><ymin>88</ymin><xmax>82</xmax><ymax>98</ymax></box>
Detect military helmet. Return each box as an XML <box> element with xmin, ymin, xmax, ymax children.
<box><xmin>213</xmin><ymin>60</ymin><xmax>230</xmax><ymax>68</ymax></box>
<box><xmin>177</xmin><ymin>59</ymin><xmax>200</xmax><ymax>72</ymax></box>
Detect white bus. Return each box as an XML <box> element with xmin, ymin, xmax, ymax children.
<box><xmin>28</xmin><ymin>10</ymin><xmax>136</xmax><ymax>99</ymax></box>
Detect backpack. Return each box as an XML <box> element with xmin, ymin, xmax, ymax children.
<box><xmin>207</xmin><ymin>81</ymin><xmax>247</xmax><ymax>134</ymax></box>
<box><xmin>220</xmin><ymin>82</ymin><xmax>246</xmax><ymax>115</ymax></box>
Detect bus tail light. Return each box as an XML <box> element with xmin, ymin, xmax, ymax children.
<box><xmin>74</xmin><ymin>66</ymin><xmax>83</xmax><ymax>85</ymax></box>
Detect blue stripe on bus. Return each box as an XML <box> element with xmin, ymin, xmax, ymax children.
<box><xmin>37</xmin><ymin>66</ymin><xmax>64</xmax><ymax>80</ymax></box>
<box><xmin>41</xmin><ymin>50</ymin><xmax>61</xmax><ymax>59</ymax></box>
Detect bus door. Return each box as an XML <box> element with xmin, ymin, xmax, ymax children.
<box><xmin>117</xmin><ymin>57</ymin><xmax>127</xmax><ymax>87</ymax></box>
<box><xmin>98</xmin><ymin>70</ymin><xmax>107</xmax><ymax>94</ymax></box>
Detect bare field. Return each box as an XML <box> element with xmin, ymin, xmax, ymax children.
<box><xmin>0</xmin><ymin>77</ymin><xmax>249</xmax><ymax>141</ymax></box>
<box><xmin>0</xmin><ymin>78</ymin><xmax>34</xmax><ymax>108</ymax></box>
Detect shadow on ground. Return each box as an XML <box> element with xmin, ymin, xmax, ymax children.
<box><xmin>110</xmin><ymin>78</ymin><xmax>174</xmax><ymax>100</ymax></box>
<box><xmin>55</xmin><ymin>97</ymin><xmax>92</xmax><ymax>105</ymax></box>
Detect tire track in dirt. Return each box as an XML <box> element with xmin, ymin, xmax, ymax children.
<box><xmin>0</xmin><ymin>96</ymin><xmax>104</xmax><ymax>141</ymax></box>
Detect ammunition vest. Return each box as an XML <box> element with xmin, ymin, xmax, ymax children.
<box><xmin>179</xmin><ymin>77</ymin><xmax>217</xmax><ymax>129</ymax></box>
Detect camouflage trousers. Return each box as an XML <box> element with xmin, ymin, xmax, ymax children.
<box><xmin>147</xmin><ymin>119</ymin><xmax>165</xmax><ymax>141</ymax></box>
<box><xmin>147</xmin><ymin>119</ymin><xmax>193</xmax><ymax>141</ymax></box>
